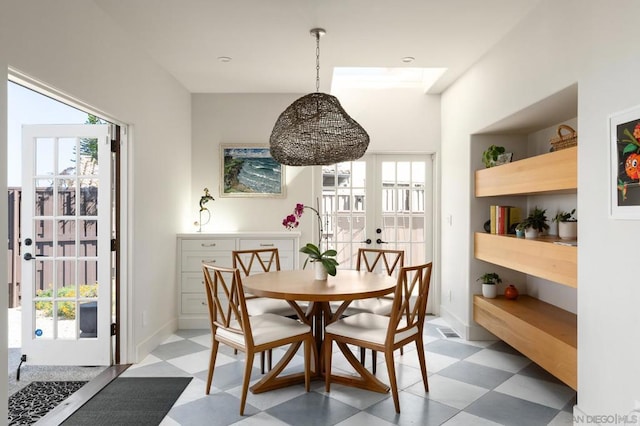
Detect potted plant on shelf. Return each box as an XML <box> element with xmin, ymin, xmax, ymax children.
<box><xmin>477</xmin><ymin>272</ymin><xmax>501</xmax><ymax>298</ymax></box>
<box><xmin>300</xmin><ymin>243</ymin><xmax>339</xmax><ymax>280</ymax></box>
<box><xmin>552</xmin><ymin>209</ymin><xmax>577</xmax><ymax>240</ymax></box>
<box><xmin>482</xmin><ymin>145</ymin><xmax>506</xmax><ymax>168</ymax></box>
<box><xmin>516</xmin><ymin>206</ymin><xmax>549</xmax><ymax>239</ymax></box>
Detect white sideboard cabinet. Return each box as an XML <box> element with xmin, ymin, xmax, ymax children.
<box><xmin>176</xmin><ymin>232</ymin><xmax>300</xmax><ymax>328</ymax></box>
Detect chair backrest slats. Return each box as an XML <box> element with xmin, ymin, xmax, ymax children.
<box><xmin>356</xmin><ymin>248</ymin><xmax>404</xmax><ymax>277</ymax></box>
<box><xmin>386</xmin><ymin>262</ymin><xmax>433</xmax><ymax>343</ymax></box>
<box><xmin>202</xmin><ymin>263</ymin><xmax>253</xmax><ymax>346</ymax></box>
<box><xmin>233</xmin><ymin>248</ymin><xmax>281</xmax><ymax>276</ymax></box>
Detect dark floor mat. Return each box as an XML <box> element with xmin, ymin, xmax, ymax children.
<box><xmin>8</xmin><ymin>381</ymin><xmax>87</xmax><ymax>426</ymax></box>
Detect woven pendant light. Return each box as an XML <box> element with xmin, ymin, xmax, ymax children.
<box><xmin>270</xmin><ymin>28</ymin><xmax>369</xmax><ymax>166</ymax></box>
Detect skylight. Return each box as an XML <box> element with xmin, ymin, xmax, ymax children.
<box><xmin>331</xmin><ymin>67</ymin><xmax>447</xmax><ymax>92</ymax></box>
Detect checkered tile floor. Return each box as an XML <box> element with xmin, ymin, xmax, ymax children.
<box><xmin>120</xmin><ymin>317</ymin><xmax>576</xmax><ymax>425</ymax></box>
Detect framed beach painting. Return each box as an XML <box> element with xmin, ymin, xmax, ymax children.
<box><xmin>610</xmin><ymin>106</ymin><xmax>640</xmax><ymax>219</ymax></box>
<box><xmin>221</xmin><ymin>145</ymin><xmax>285</xmax><ymax>197</ymax></box>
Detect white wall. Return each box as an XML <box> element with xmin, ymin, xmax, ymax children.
<box><xmin>190</xmin><ymin>90</ymin><xmax>441</xmax><ymax>264</ymax></box>
<box><xmin>0</xmin><ymin>0</ymin><xmax>192</xmax><ymax>389</ymax></box>
<box><xmin>441</xmin><ymin>0</ymin><xmax>640</xmax><ymax>416</ymax></box>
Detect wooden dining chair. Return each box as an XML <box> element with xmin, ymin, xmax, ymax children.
<box><xmin>324</xmin><ymin>262</ymin><xmax>433</xmax><ymax>413</ymax></box>
<box><xmin>202</xmin><ymin>263</ymin><xmax>314</xmax><ymax>416</ymax></box>
<box><xmin>346</xmin><ymin>248</ymin><xmax>405</xmax><ymax>373</ymax></box>
<box><xmin>232</xmin><ymin>248</ymin><xmax>299</xmax><ymax>373</ymax></box>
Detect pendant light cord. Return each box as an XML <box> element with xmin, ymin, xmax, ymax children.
<box><xmin>315</xmin><ymin>31</ymin><xmax>320</xmax><ymax>93</ymax></box>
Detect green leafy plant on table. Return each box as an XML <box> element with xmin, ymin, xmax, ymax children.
<box><xmin>299</xmin><ymin>243</ymin><xmax>339</xmax><ymax>276</ymax></box>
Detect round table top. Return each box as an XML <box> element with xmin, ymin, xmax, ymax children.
<box><xmin>241</xmin><ymin>269</ymin><xmax>397</xmax><ymax>302</ymax></box>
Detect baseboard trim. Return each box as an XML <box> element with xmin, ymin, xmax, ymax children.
<box><xmin>135</xmin><ymin>318</ymin><xmax>178</xmax><ymax>363</ymax></box>
<box><xmin>439</xmin><ymin>304</ymin><xmax>498</xmax><ymax>341</ymax></box>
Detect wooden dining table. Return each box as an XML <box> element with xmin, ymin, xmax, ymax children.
<box><xmin>242</xmin><ymin>269</ymin><xmax>397</xmax><ymax>395</ymax></box>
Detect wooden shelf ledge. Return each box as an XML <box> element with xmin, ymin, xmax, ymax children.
<box><xmin>474</xmin><ymin>232</ymin><xmax>577</xmax><ymax>288</ymax></box>
<box><xmin>475</xmin><ymin>146</ymin><xmax>577</xmax><ymax>197</ymax></box>
<box><xmin>473</xmin><ymin>295</ymin><xmax>576</xmax><ymax>390</ymax></box>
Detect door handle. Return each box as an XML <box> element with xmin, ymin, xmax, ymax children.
<box><xmin>376</xmin><ymin>238</ymin><xmax>388</xmax><ymax>244</ymax></box>
<box><xmin>23</xmin><ymin>253</ymin><xmax>46</xmax><ymax>261</ymax></box>
<box><xmin>360</xmin><ymin>239</ymin><xmax>372</xmax><ymax>245</ymax></box>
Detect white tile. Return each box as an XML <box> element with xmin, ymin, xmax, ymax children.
<box><xmin>494</xmin><ymin>375</ymin><xmax>576</xmax><ymax>409</ymax></box>
<box><xmin>406</xmin><ymin>374</ymin><xmax>489</xmax><ymax>410</ymax></box>
<box><xmin>171</xmin><ymin>377</ymin><xmax>209</xmax><ymax>407</ymax></box>
<box><xmin>398</xmin><ymin>350</ymin><xmax>458</xmax><ymax>373</ymax></box>
<box><xmin>441</xmin><ymin>411</ymin><xmax>503</xmax><ymax>426</ymax></box>
<box><xmin>335</xmin><ymin>411</ymin><xmax>395</xmax><ymax>426</ymax></box>
<box><xmin>158</xmin><ymin>415</ymin><xmax>182</xmax><ymax>426</ymax></box>
<box><xmin>189</xmin><ymin>333</ymin><xmax>212</xmax><ymax>348</ymax></box>
<box><xmin>230</xmin><ymin>412</ymin><xmax>291</xmax><ymax>426</ymax></box>
<box><xmin>167</xmin><ymin>349</ymin><xmax>214</xmax><ymax>374</ymax></box>
<box><xmin>226</xmin><ymin>382</ymin><xmax>308</xmax><ymax>411</ymax></box>
<box><xmin>161</xmin><ymin>334</ymin><xmax>185</xmax><ymax>344</ymax></box>
<box><xmin>320</xmin><ymin>382</ymin><xmax>390</xmax><ymax>410</ymax></box>
<box><xmin>465</xmin><ymin>348</ymin><xmax>530</xmax><ymax>373</ymax></box>
<box><xmin>127</xmin><ymin>353</ymin><xmax>163</xmax><ymax>370</ymax></box>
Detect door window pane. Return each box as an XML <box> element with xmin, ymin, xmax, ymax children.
<box><xmin>35</xmin><ymin>138</ymin><xmax>55</xmax><ymax>176</ymax></box>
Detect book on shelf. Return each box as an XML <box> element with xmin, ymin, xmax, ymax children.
<box><xmin>489</xmin><ymin>205</ymin><xmax>521</xmax><ymax>235</ymax></box>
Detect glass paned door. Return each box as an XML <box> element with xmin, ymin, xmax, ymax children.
<box><xmin>21</xmin><ymin>124</ymin><xmax>112</xmax><ymax>365</ymax></box>
<box><xmin>322</xmin><ymin>154</ymin><xmax>433</xmax><ymax>271</ymax></box>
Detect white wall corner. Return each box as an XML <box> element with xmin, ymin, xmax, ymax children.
<box><xmin>440</xmin><ymin>303</ymin><xmax>498</xmax><ymax>341</ymax></box>
<box><xmin>135</xmin><ymin>318</ymin><xmax>178</xmax><ymax>363</ymax></box>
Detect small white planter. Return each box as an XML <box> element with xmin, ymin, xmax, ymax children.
<box><xmin>482</xmin><ymin>284</ymin><xmax>497</xmax><ymax>298</ymax></box>
<box><xmin>524</xmin><ymin>228</ymin><xmax>539</xmax><ymax>239</ymax></box>
<box><xmin>558</xmin><ymin>221</ymin><xmax>577</xmax><ymax>240</ymax></box>
<box><xmin>314</xmin><ymin>261</ymin><xmax>328</xmax><ymax>280</ymax></box>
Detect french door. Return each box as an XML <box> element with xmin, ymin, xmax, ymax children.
<box><xmin>21</xmin><ymin>124</ymin><xmax>113</xmax><ymax>365</ymax></box>
<box><xmin>321</xmin><ymin>154</ymin><xmax>434</xmax><ymax>309</ymax></box>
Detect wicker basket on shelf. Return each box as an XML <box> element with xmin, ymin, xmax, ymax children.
<box><xmin>549</xmin><ymin>124</ymin><xmax>577</xmax><ymax>151</ymax></box>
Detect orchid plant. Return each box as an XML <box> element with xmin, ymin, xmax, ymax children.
<box><xmin>282</xmin><ymin>200</ymin><xmax>339</xmax><ymax>274</ymax></box>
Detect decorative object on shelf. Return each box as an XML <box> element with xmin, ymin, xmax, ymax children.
<box><xmin>194</xmin><ymin>188</ymin><xmax>215</xmax><ymax>232</ymax></box>
<box><xmin>516</xmin><ymin>206</ymin><xmax>549</xmax><ymax>239</ymax></box>
<box><xmin>610</xmin><ymin>106</ymin><xmax>640</xmax><ymax>219</ymax></box>
<box><xmin>515</xmin><ymin>226</ymin><xmax>525</xmax><ymax>238</ymax></box>
<box><xmin>483</xmin><ymin>220</ymin><xmax>491</xmax><ymax>233</ymax></box>
<box><xmin>553</xmin><ymin>209</ymin><xmax>578</xmax><ymax>239</ymax></box>
<box><xmin>221</xmin><ymin>145</ymin><xmax>285</xmax><ymax>198</ymax></box>
<box><xmin>504</xmin><ymin>284</ymin><xmax>519</xmax><ymax>300</ymax></box>
<box><xmin>477</xmin><ymin>273</ymin><xmax>501</xmax><ymax>299</ymax></box>
<box><xmin>482</xmin><ymin>145</ymin><xmax>507</xmax><ymax>168</ymax></box>
<box><xmin>269</xmin><ymin>28</ymin><xmax>369</xmax><ymax>166</ymax></box>
<box><xmin>299</xmin><ymin>243</ymin><xmax>338</xmax><ymax>279</ymax></box>
<box><xmin>549</xmin><ymin>124</ymin><xmax>578</xmax><ymax>151</ymax></box>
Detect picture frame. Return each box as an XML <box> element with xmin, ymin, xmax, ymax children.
<box><xmin>220</xmin><ymin>144</ymin><xmax>285</xmax><ymax>198</ymax></box>
<box><xmin>610</xmin><ymin>106</ymin><xmax>640</xmax><ymax>219</ymax></box>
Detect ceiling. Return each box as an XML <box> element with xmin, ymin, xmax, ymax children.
<box><xmin>93</xmin><ymin>0</ymin><xmax>542</xmax><ymax>94</ymax></box>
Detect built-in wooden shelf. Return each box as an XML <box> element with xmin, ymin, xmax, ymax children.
<box><xmin>473</xmin><ymin>295</ymin><xmax>577</xmax><ymax>390</ymax></box>
<box><xmin>474</xmin><ymin>232</ymin><xmax>577</xmax><ymax>288</ymax></box>
<box><xmin>475</xmin><ymin>146</ymin><xmax>577</xmax><ymax>197</ymax></box>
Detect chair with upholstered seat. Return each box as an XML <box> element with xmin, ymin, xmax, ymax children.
<box><xmin>324</xmin><ymin>262</ymin><xmax>433</xmax><ymax>413</ymax></box>
<box><xmin>202</xmin><ymin>263</ymin><xmax>315</xmax><ymax>415</ymax></box>
<box><xmin>232</xmin><ymin>248</ymin><xmax>301</xmax><ymax>373</ymax></box>
<box><xmin>344</xmin><ymin>248</ymin><xmax>405</xmax><ymax>373</ymax></box>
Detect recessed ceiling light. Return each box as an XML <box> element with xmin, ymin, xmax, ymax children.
<box><xmin>217</xmin><ymin>56</ymin><xmax>232</xmax><ymax>63</ymax></box>
<box><xmin>401</xmin><ymin>56</ymin><xmax>415</xmax><ymax>63</ymax></box>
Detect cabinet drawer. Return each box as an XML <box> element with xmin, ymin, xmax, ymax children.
<box><xmin>181</xmin><ymin>293</ymin><xmax>209</xmax><ymax>315</ymax></box>
<box><xmin>182</xmin><ymin>272</ymin><xmax>205</xmax><ymax>293</ymax></box>
<box><xmin>239</xmin><ymin>239</ymin><xmax>294</xmax><ymax>252</ymax></box>
<box><xmin>181</xmin><ymin>238</ymin><xmax>236</xmax><ymax>252</ymax></box>
<box><xmin>182</xmin><ymin>251</ymin><xmax>233</xmax><ymax>272</ymax></box>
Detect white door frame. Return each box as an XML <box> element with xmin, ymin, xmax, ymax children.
<box><xmin>9</xmin><ymin>70</ymin><xmax>132</xmax><ymax>363</ymax></box>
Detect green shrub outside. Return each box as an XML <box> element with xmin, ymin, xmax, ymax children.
<box><xmin>34</xmin><ymin>284</ymin><xmax>98</xmax><ymax>319</ymax></box>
